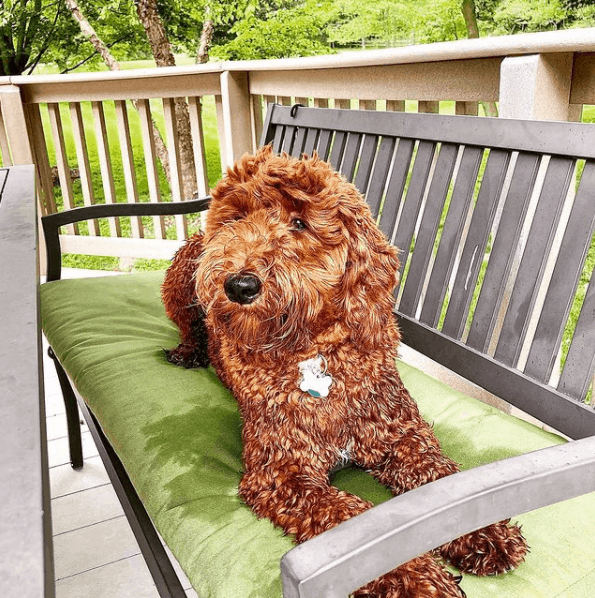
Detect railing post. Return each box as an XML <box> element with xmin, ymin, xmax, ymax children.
<box><xmin>0</xmin><ymin>84</ymin><xmax>34</xmax><ymax>164</ymax></box>
<box><xmin>499</xmin><ymin>53</ymin><xmax>575</xmax><ymax>120</ymax></box>
<box><xmin>218</xmin><ymin>71</ymin><xmax>253</xmax><ymax>169</ymax></box>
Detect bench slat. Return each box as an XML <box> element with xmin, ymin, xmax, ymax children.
<box><xmin>398</xmin><ymin>314</ymin><xmax>595</xmax><ymax>440</ymax></box>
<box><xmin>441</xmin><ymin>148</ymin><xmax>511</xmax><ymax>340</ymax></box>
<box><xmin>399</xmin><ymin>143</ymin><xmax>459</xmax><ymax>317</ymax></box>
<box><xmin>559</xmin><ymin>276</ymin><xmax>595</xmax><ymax>400</ymax></box>
<box><xmin>340</xmin><ymin>132</ymin><xmax>363</xmax><ymax>181</ymax></box>
<box><xmin>377</xmin><ymin>138</ymin><xmax>415</xmax><ymax>240</ymax></box>
<box><xmin>317</xmin><ymin>129</ymin><xmax>333</xmax><ymax>161</ymax></box>
<box><xmin>494</xmin><ymin>156</ymin><xmax>576</xmax><ymax>367</ymax></box>
<box><xmin>467</xmin><ymin>152</ymin><xmax>541</xmax><ymax>353</ymax></box>
<box><xmin>393</xmin><ymin>141</ymin><xmax>436</xmax><ymax>285</ymax></box>
<box><xmin>354</xmin><ymin>134</ymin><xmax>379</xmax><ymax>194</ymax></box>
<box><xmin>292</xmin><ymin>126</ymin><xmax>307</xmax><ymax>157</ymax></box>
<box><xmin>272</xmin><ymin>124</ymin><xmax>285</xmax><ymax>153</ymax></box>
<box><xmin>365</xmin><ymin>136</ymin><xmax>396</xmax><ymax>218</ymax></box>
<box><xmin>420</xmin><ymin>146</ymin><xmax>483</xmax><ymax>327</ymax></box>
<box><xmin>282</xmin><ymin>125</ymin><xmax>296</xmax><ymax>155</ymax></box>
<box><xmin>303</xmin><ymin>127</ymin><xmax>319</xmax><ymax>157</ymax></box>
<box><xmin>329</xmin><ymin>131</ymin><xmax>347</xmax><ymax>172</ymax></box>
<box><xmin>525</xmin><ymin>160</ymin><xmax>595</xmax><ymax>385</ymax></box>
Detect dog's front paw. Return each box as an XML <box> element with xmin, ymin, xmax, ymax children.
<box><xmin>164</xmin><ymin>343</ymin><xmax>210</xmax><ymax>369</ymax></box>
<box><xmin>439</xmin><ymin>519</ymin><xmax>528</xmax><ymax>576</ymax></box>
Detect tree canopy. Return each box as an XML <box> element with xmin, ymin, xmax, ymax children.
<box><xmin>2</xmin><ymin>0</ymin><xmax>595</xmax><ymax>75</ymax></box>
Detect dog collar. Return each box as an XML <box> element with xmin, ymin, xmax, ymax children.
<box><xmin>298</xmin><ymin>355</ymin><xmax>333</xmax><ymax>398</ymax></box>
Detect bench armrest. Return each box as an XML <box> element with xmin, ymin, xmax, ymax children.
<box><xmin>281</xmin><ymin>435</ymin><xmax>595</xmax><ymax>598</ymax></box>
<box><xmin>41</xmin><ymin>198</ymin><xmax>210</xmax><ymax>281</ymax></box>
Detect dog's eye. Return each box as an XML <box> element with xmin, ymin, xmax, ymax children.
<box><xmin>291</xmin><ymin>218</ymin><xmax>308</xmax><ymax>231</ymax></box>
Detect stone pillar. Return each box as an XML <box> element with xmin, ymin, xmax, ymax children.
<box><xmin>499</xmin><ymin>53</ymin><xmax>575</xmax><ymax>121</ymax></box>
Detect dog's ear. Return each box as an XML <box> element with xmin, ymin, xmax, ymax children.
<box><xmin>336</xmin><ymin>196</ymin><xmax>401</xmax><ymax>350</ymax></box>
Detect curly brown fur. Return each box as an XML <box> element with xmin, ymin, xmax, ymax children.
<box><xmin>162</xmin><ymin>146</ymin><xmax>527</xmax><ymax>597</ymax></box>
<box><xmin>162</xmin><ymin>234</ymin><xmax>210</xmax><ymax>368</ymax></box>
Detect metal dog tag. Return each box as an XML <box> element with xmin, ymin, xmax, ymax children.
<box><xmin>298</xmin><ymin>355</ymin><xmax>333</xmax><ymax>398</ymax></box>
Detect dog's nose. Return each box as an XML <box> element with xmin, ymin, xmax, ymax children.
<box><xmin>224</xmin><ymin>274</ymin><xmax>262</xmax><ymax>304</ymax></box>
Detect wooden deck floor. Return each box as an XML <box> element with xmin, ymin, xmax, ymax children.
<box><xmin>43</xmin><ymin>270</ymin><xmax>198</xmax><ymax>598</ymax></box>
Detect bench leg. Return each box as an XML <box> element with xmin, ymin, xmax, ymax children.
<box><xmin>47</xmin><ymin>346</ymin><xmax>84</xmax><ymax>469</ymax></box>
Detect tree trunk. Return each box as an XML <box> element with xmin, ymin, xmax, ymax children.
<box><xmin>64</xmin><ymin>0</ymin><xmax>171</xmax><ymax>183</ymax></box>
<box><xmin>196</xmin><ymin>6</ymin><xmax>214</xmax><ymax>64</ymax></box>
<box><xmin>135</xmin><ymin>0</ymin><xmax>198</xmax><ymax>199</ymax></box>
<box><xmin>460</xmin><ymin>0</ymin><xmax>498</xmax><ymax>117</ymax></box>
<box><xmin>461</xmin><ymin>0</ymin><xmax>480</xmax><ymax>39</ymax></box>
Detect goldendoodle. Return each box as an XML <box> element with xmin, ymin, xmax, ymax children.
<box><xmin>162</xmin><ymin>146</ymin><xmax>527</xmax><ymax>597</ymax></box>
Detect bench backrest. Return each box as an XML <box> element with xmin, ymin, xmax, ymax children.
<box><xmin>262</xmin><ymin>103</ymin><xmax>595</xmax><ymax>440</ymax></box>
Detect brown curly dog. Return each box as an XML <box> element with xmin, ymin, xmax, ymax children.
<box><xmin>162</xmin><ymin>146</ymin><xmax>527</xmax><ymax>597</ymax></box>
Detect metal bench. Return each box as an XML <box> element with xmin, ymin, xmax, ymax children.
<box><xmin>41</xmin><ymin>104</ymin><xmax>595</xmax><ymax>597</ymax></box>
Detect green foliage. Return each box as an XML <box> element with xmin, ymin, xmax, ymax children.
<box><xmin>413</xmin><ymin>0</ymin><xmax>468</xmax><ymax>42</ymax></box>
<box><xmin>492</xmin><ymin>0</ymin><xmax>567</xmax><ymax>33</ymax></box>
<box><xmin>211</xmin><ymin>1</ymin><xmax>331</xmax><ymax>60</ymax></box>
<box><xmin>8</xmin><ymin>0</ymin><xmax>595</xmax><ymax>74</ymax></box>
<box><xmin>0</xmin><ymin>0</ymin><xmax>70</xmax><ymax>75</ymax></box>
<box><xmin>325</xmin><ymin>1</ymin><xmax>419</xmax><ymax>46</ymax></box>
<box><xmin>0</xmin><ymin>0</ymin><xmax>155</xmax><ymax>75</ymax></box>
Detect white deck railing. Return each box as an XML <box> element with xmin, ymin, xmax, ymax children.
<box><xmin>2</xmin><ymin>28</ymin><xmax>595</xmax><ymax>264</ymax></box>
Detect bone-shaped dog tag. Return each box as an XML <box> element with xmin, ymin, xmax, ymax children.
<box><xmin>298</xmin><ymin>355</ymin><xmax>333</xmax><ymax>398</ymax></box>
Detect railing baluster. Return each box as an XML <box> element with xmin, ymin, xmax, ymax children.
<box><xmin>47</xmin><ymin>102</ymin><xmax>77</xmax><ymax>235</ymax></box>
<box><xmin>136</xmin><ymin>99</ymin><xmax>166</xmax><ymax>240</ymax></box>
<box><xmin>250</xmin><ymin>94</ymin><xmax>264</xmax><ymax>153</ymax></box>
<box><xmin>187</xmin><ymin>96</ymin><xmax>210</xmax><ymax>198</ymax></box>
<box><xmin>359</xmin><ymin>100</ymin><xmax>376</xmax><ymax>110</ymax></box>
<box><xmin>70</xmin><ymin>102</ymin><xmax>99</xmax><ymax>236</ymax></box>
<box><xmin>419</xmin><ymin>100</ymin><xmax>440</xmax><ymax>114</ymax></box>
<box><xmin>114</xmin><ymin>99</ymin><xmax>143</xmax><ymax>239</ymax></box>
<box><xmin>188</xmin><ymin>96</ymin><xmax>211</xmax><ymax>229</ymax></box>
<box><xmin>91</xmin><ymin>101</ymin><xmax>121</xmax><ymax>237</ymax></box>
<box><xmin>24</xmin><ymin>104</ymin><xmax>56</xmax><ymax>215</ymax></box>
<box><xmin>162</xmin><ymin>97</ymin><xmax>188</xmax><ymax>239</ymax></box>
<box><xmin>386</xmin><ymin>100</ymin><xmax>406</xmax><ymax>112</ymax></box>
<box><xmin>456</xmin><ymin>101</ymin><xmax>479</xmax><ymax>116</ymax></box>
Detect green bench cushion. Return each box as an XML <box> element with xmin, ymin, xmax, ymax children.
<box><xmin>41</xmin><ymin>271</ymin><xmax>595</xmax><ymax>598</ymax></box>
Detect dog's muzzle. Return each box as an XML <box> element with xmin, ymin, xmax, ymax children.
<box><xmin>224</xmin><ymin>274</ymin><xmax>262</xmax><ymax>305</ymax></box>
